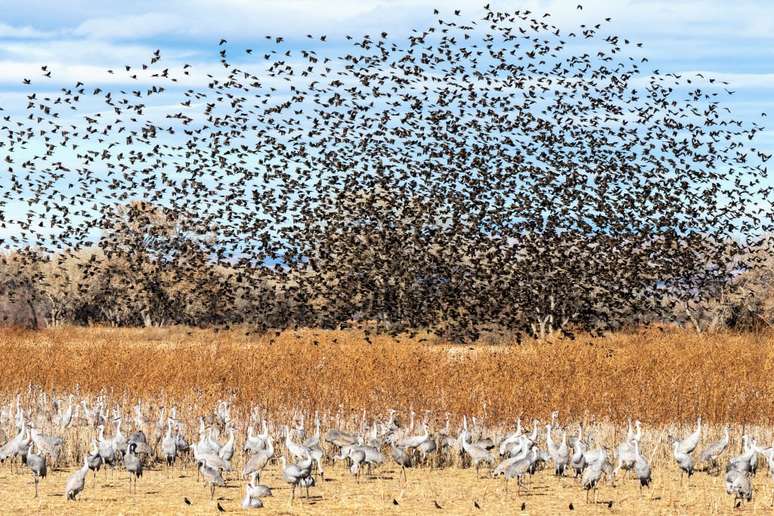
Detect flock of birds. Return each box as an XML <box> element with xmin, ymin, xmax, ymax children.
<box><xmin>0</xmin><ymin>395</ymin><xmax>772</xmax><ymax>511</ymax></box>
<box><xmin>0</xmin><ymin>5</ymin><xmax>769</xmax><ymax>339</ymax></box>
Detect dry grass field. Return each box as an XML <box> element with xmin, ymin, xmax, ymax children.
<box><xmin>0</xmin><ymin>456</ymin><xmax>772</xmax><ymax>515</ymax></box>
<box><xmin>0</xmin><ymin>326</ymin><xmax>772</xmax><ymax>424</ymax></box>
<box><xmin>0</xmin><ymin>326</ymin><xmax>772</xmax><ymax>514</ymax></box>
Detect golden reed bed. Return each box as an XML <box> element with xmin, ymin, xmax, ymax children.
<box><xmin>1</xmin><ymin>326</ymin><xmax>771</xmax><ymax>425</ymax></box>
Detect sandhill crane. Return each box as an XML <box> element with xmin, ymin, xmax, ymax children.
<box><xmin>727</xmin><ymin>435</ymin><xmax>757</xmax><ymax>475</ymax></box>
<box><xmin>494</xmin><ymin>442</ymin><xmax>534</xmax><ymax>491</ymax></box>
<box><xmin>436</xmin><ymin>413</ymin><xmax>457</xmax><ymax>455</ymax></box>
<box><xmin>760</xmin><ymin>446</ymin><xmax>774</xmax><ymax>506</ymax></box>
<box><xmin>245</xmin><ymin>419</ymin><xmax>270</xmax><ymax>454</ymax></box>
<box><xmin>29</xmin><ymin>425</ymin><xmax>63</xmax><ymax>465</ymax></box>
<box><xmin>0</xmin><ymin>420</ymin><xmax>29</xmax><ymax>470</ymax></box>
<box><xmin>56</xmin><ymin>395</ymin><xmax>74</xmax><ymax>429</ymax></box>
<box><xmin>391</xmin><ymin>444</ymin><xmax>411</xmax><ymax>481</ymax></box>
<box><xmin>761</xmin><ymin>446</ymin><xmax>774</xmax><ymax>476</ymax></box>
<box><xmin>86</xmin><ymin>440</ymin><xmax>102</xmax><ymax>483</ymax></box>
<box><xmin>302</xmin><ymin>413</ymin><xmax>319</xmax><ymax>446</ymax></box>
<box><xmin>26</xmin><ymin>441</ymin><xmax>47</xmax><ymax>498</ymax></box>
<box><xmin>699</xmin><ymin>426</ymin><xmax>729</xmax><ymax>472</ymax></box>
<box><xmin>672</xmin><ymin>441</ymin><xmax>694</xmax><ymax>485</ymax></box>
<box><xmin>242</xmin><ymin>471</ymin><xmax>272</xmax><ymax>508</ymax></box>
<box><xmin>219</xmin><ymin>425</ymin><xmax>235</xmax><ymax>462</ymax></box>
<box><xmin>192</xmin><ymin>439</ymin><xmax>232</xmax><ymax>474</ymax></box>
<box><xmin>614</xmin><ymin>419</ymin><xmax>641</xmax><ymax>479</ymax></box>
<box><xmin>582</xmin><ymin>435</ymin><xmax>608</xmax><ymax>469</ymax></box>
<box><xmin>502</xmin><ymin>447</ymin><xmax>538</xmax><ymax>494</ymax></box>
<box><xmin>459</xmin><ymin>429</ymin><xmax>494</xmax><ymax>477</ymax></box>
<box><xmin>570</xmin><ymin>430</ymin><xmax>587</xmax><ymax>478</ymax></box>
<box><xmin>675</xmin><ymin>417</ymin><xmax>701</xmax><ymax>456</ymax></box>
<box><xmin>546</xmin><ymin>425</ymin><xmax>569</xmax><ymax>476</ymax></box>
<box><xmin>124</xmin><ymin>442</ymin><xmax>142</xmax><ymax>494</ymax></box>
<box><xmin>279</xmin><ymin>455</ymin><xmax>314</xmax><ymax>502</ymax></box>
<box><xmin>133</xmin><ymin>401</ymin><xmax>146</xmax><ymax>431</ymax></box>
<box><xmin>175</xmin><ymin>425</ymin><xmax>190</xmax><ymax>455</ymax></box>
<box><xmin>567</xmin><ymin>423</ymin><xmax>579</xmax><ymax>448</ymax></box>
<box><xmin>112</xmin><ymin>417</ymin><xmax>127</xmax><ymax>456</ymax></box>
<box><xmin>128</xmin><ymin>428</ymin><xmax>148</xmax><ymax>447</ymax></box>
<box><xmin>725</xmin><ymin>468</ymin><xmax>752</xmax><ymax>507</ymax></box>
<box><xmin>417</xmin><ymin>431</ymin><xmax>437</xmax><ymax>464</ymax></box>
<box><xmin>65</xmin><ymin>455</ymin><xmax>91</xmax><ymax>501</ymax></box>
<box><xmin>582</xmin><ymin>459</ymin><xmax>605</xmax><ymax>504</ymax></box>
<box><xmin>285</xmin><ymin>424</ymin><xmax>324</xmax><ymax>477</ymax></box>
<box><xmin>200</xmin><ymin>462</ymin><xmax>226</xmax><ymax>499</ymax></box>
<box><xmin>243</xmin><ymin>435</ymin><xmax>274</xmax><ymax>479</ymax></box>
<box><xmin>632</xmin><ymin>441</ymin><xmax>651</xmax><ymax>495</ymax></box>
<box><xmin>161</xmin><ymin>419</ymin><xmax>177</xmax><ymax>468</ymax></box>
<box><xmin>471</xmin><ymin>417</ymin><xmax>495</xmax><ymax>450</ymax></box>
<box><xmin>361</xmin><ymin>442</ymin><xmax>386</xmax><ymax>471</ymax></box>
<box><xmin>207</xmin><ymin>424</ymin><xmax>223</xmax><ymax>452</ymax></box>
<box><xmin>97</xmin><ymin>425</ymin><xmax>116</xmax><ymax>472</ymax></box>
<box><xmin>343</xmin><ymin>446</ymin><xmax>367</xmax><ymax>481</ymax></box>
<box><xmin>499</xmin><ymin>418</ymin><xmax>523</xmax><ymax>456</ymax></box>
<box><xmin>285</xmin><ymin>425</ymin><xmax>311</xmax><ymax>461</ymax></box>
<box><xmin>398</xmin><ymin>421</ymin><xmax>431</xmax><ymax>450</ymax></box>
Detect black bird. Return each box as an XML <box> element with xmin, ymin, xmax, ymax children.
<box><xmin>184</xmin><ymin>497</ymin><xmax>192</xmax><ymax>505</ymax></box>
<box><xmin>0</xmin><ymin>3</ymin><xmax>765</xmax><ymax>349</ymax></box>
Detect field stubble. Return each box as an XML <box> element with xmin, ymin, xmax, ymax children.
<box><xmin>0</xmin><ymin>327</ymin><xmax>772</xmax><ymax>514</ymax></box>
<box><xmin>0</xmin><ymin>457</ymin><xmax>772</xmax><ymax>515</ymax></box>
<box><xmin>0</xmin><ymin>326</ymin><xmax>772</xmax><ymax>425</ymax></box>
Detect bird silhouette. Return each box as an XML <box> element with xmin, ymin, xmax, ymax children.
<box><xmin>0</xmin><ymin>5</ymin><xmax>767</xmax><ymax>342</ymax></box>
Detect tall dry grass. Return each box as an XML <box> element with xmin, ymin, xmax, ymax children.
<box><xmin>1</xmin><ymin>325</ymin><xmax>772</xmax><ymax>426</ymax></box>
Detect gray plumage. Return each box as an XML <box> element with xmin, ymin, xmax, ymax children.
<box><xmin>65</xmin><ymin>456</ymin><xmax>90</xmax><ymax>501</ymax></box>
<box><xmin>26</xmin><ymin>442</ymin><xmax>47</xmax><ymax>498</ymax></box>
<box><xmin>459</xmin><ymin>430</ymin><xmax>494</xmax><ymax>477</ymax></box>
<box><xmin>699</xmin><ymin>426</ymin><xmax>729</xmax><ymax>466</ymax></box>
<box><xmin>124</xmin><ymin>442</ymin><xmax>143</xmax><ymax>494</ymax></box>
<box><xmin>200</xmin><ymin>462</ymin><xmax>226</xmax><ymax>499</ymax></box>
<box><xmin>391</xmin><ymin>444</ymin><xmax>411</xmax><ymax>481</ymax></box>
<box><xmin>675</xmin><ymin>417</ymin><xmax>702</xmax><ymax>456</ymax></box>
<box><xmin>725</xmin><ymin>469</ymin><xmax>752</xmax><ymax>504</ymax></box>
<box><xmin>243</xmin><ymin>436</ymin><xmax>274</xmax><ymax>479</ymax></box>
<box><xmin>582</xmin><ymin>461</ymin><xmax>604</xmax><ymax>503</ymax></box>
<box><xmin>571</xmin><ymin>438</ymin><xmax>587</xmax><ymax>477</ymax></box>
<box><xmin>280</xmin><ymin>455</ymin><xmax>314</xmax><ymax>501</ymax></box>
<box><xmin>632</xmin><ymin>441</ymin><xmax>651</xmax><ymax>492</ymax></box>
<box><xmin>672</xmin><ymin>441</ymin><xmax>694</xmax><ymax>482</ymax></box>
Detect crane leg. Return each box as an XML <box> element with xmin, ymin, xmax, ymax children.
<box><xmin>34</xmin><ymin>477</ymin><xmax>39</xmax><ymax>498</ymax></box>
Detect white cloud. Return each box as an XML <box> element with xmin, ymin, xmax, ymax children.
<box><xmin>0</xmin><ymin>22</ymin><xmax>56</xmax><ymax>39</ymax></box>
<box><xmin>73</xmin><ymin>13</ymin><xmax>181</xmax><ymax>40</ymax></box>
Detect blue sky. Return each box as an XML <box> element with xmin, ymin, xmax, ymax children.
<box><xmin>1</xmin><ymin>0</ymin><xmax>772</xmax><ymax>130</ymax></box>
<box><xmin>0</xmin><ymin>0</ymin><xmax>771</xmax><ymax>246</ymax></box>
